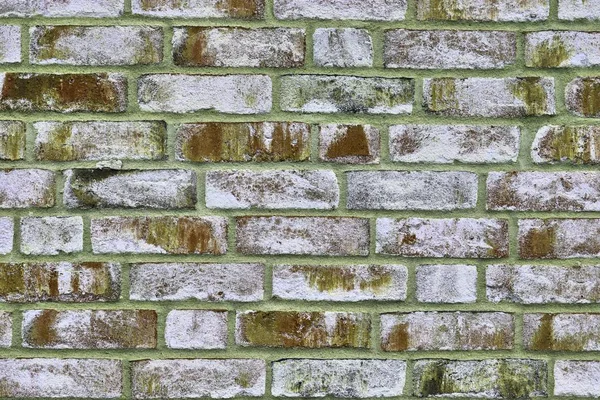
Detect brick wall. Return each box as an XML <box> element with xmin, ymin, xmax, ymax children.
<box><xmin>0</xmin><ymin>0</ymin><xmax>598</xmax><ymax>397</ymax></box>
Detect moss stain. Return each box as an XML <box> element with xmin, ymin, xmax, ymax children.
<box><xmin>0</xmin><ymin>123</ymin><xmax>25</xmax><ymax>160</ymax></box>
<box><xmin>510</xmin><ymin>77</ymin><xmax>548</xmax><ymax>116</ymax></box>
<box><xmin>428</xmin><ymin>78</ymin><xmax>458</xmax><ymax>112</ymax></box>
<box><xmin>520</xmin><ymin>224</ymin><xmax>556</xmax><ymax>258</ymax></box>
<box><xmin>0</xmin><ymin>264</ymin><xmax>25</xmax><ymax>296</ymax></box>
<box><xmin>174</xmin><ymin>28</ymin><xmax>212</xmax><ymax>67</ymax></box>
<box><xmin>383</xmin><ymin>322</ymin><xmax>409</xmax><ymax>351</ymax></box>
<box><xmin>292</xmin><ymin>265</ymin><xmax>391</xmax><ymax>293</ymax></box>
<box><xmin>27</xmin><ymin>309</ymin><xmax>59</xmax><ymax>347</ymax></box>
<box><xmin>418</xmin><ymin>361</ymin><xmax>456</xmax><ymax>395</ymax></box>
<box><xmin>35</xmin><ymin>26</ymin><xmax>73</xmax><ymax>61</ymax></box>
<box><xmin>88</xmin><ymin>310</ymin><xmax>157</xmax><ymax>348</ymax></box>
<box><xmin>215</xmin><ymin>0</ymin><xmax>261</xmax><ymax>18</ymax></box>
<box><xmin>529</xmin><ymin>35</ymin><xmax>572</xmax><ymax>68</ymax></box>
<box><xmin>325</xmin><ymin>126</ymin><xmax>371</xmax><ymax>159</ymax></box>
<box><xmin>497</xmin><ymin>360</ymin><xmax>540</xmax><ymax>399</ymax></box>
<box><xmin>36</xmin><ymin>123</ymin><xmax>76</xmax><ymax>161</ymax></box>
<box><xmin>235</xmin><ymin>372</ymin><xmax>253</xmax><ymax>388</ymax></box>
<box><xmin>579</xmin><ymin>78</ymin><xmax>600</xmax><ymax>117</ymax></box>
<box><xmin>139</xmin><ymin>0</ymin><xmax>184</xmax><ymax>10</ymax></box>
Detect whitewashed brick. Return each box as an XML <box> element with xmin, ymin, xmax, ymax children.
<box><xmin>559</xmin><ymin>0</ymin><xmax>600</xmax><ymax>20</ymax></box>
<box><xmin>555</xmin><ymin>361</ymin><xmax>600</xmax><ymax>397</ymax></box>
<box><xmin>274</xmin><ymin>0</ymin><xmax>407</xmax><ymax>20</ymax></box>
<box><xmin>0</xmin><ymin>311</ymin><xmax>11</xmax><ymax>347</ymax></box>
<box><xmin>417</xmin><ymin>0</ymin><xmax>549</xmax><ymax>21</ymax></box>
<box><xmin>131</xmin><ymin>0</ymin><xmax>264</xmax><ymax>18</ymax></box>
<box><xmin>0</xmin><ymin>26</ymin><xmax>20</xmax><ymax>63</ymax></box>
<box><xmin>0</xmin><ymin>217</ymin><xmax>12</xmax><ymax>255</ymax></box>
<box><xmin>0</xmin><ymin>0</ymin><xmax>124</xmax><ymax>17</ymax></box>
<box><xmin>20</xmin><ymin>217</ymin><xmax>83</xmax><ymax>256</ymax></box>
<box><xmin>416</xmin><ymin>264</ymin><xmax>478</xmax><ymax>303</ymax></box>
<box><xmin>313</xmin><ymin>28</ymin><xmax>373</xmax><ymax>67</ymax></box>
<box><xmin>0</xmin><ymin>169</ymin><xmax>55</xmax><ymax>208</ymax></box>
<box><xmin>165</xmin><ymin>310</ymin><xmax>228</xmax><ymax>349</ymax></box>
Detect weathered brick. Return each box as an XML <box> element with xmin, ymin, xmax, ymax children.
<box><xmin>347</xmin><ymin>171</ymin><xmax>477</xmax><ymax>210</ymax></box>
<box><xmin>0</xmin><ymin>121</ymin><xmax>25</xmax><ymax>160</ymax></box>
<box><xmin>91</xmin><ymin>216</ymin><xmax>227</xmax><ymax>255</ymax></box>
<box><xmin>524</xmin><ymin>313</ymin><xmax>600</xmax><ymax>351</ymax></box>
<box><xmin>559</xmin><ymin>0</ymin><xmax>600</xmax><ymax>20</ymax></box>
<box><xmin>0</xmin><ymin>0</ymin><xmax>124</xmax><ymax>17</ymax></box>
<box><xmin>176</xmin><ymin>122</ymin><xmax>310</xmax><ymax>162</ymax></box>
<box><xmin>20</xmin><ymin>217</ymin><xmax>83</xmax><ymax>256</ymax></box>
<box><xmin>280</xmin><ymin>75</ymin><xmax>414</xmax><ymax>114</ymax></box>
<box><xmin>0</xmin><ymin>73</ymin><xmax>127</xmax><ymax>112</ymax></box>
<box><xmin>165</xmin><ymin>310</ymin><xmax>227</xmax><ymax>349</ymax></box>
<box><xmin>206</xmin><ymin>170</ymin><xmax>339</xmax><ymax>209</ymax></box>
<box><xmin>377</xmin><ymin>218</ymin><xmax>509</xmax><ymax>258</ymax></box>
<box><xmin>272</xmin><ymin>359</ymin><xmax>406</xmax><ymax>397</ymax></box>
<box><xmin>22</xmin><ymin>309</ymin><xmax>157</xmax><ymax>349</ymax></box>
<box><xmin>0</xmin><ymin>358</ymin><xmax>122</xmax><ymax>398</ymax></box>
<box><xmin>0</xmin><ymin>26</ymin><xmax>20</xmax><ymax>63</ymax></box>
<box><xmin>129</xmin><ymin>263</ymin><xmax>263</xmax><ymax>302</ymax></box>
<box><xmin>132</xmin><ymin>0</ymin><xmax>265</xmax><ymax>19</ymax></box>
<box><xmin>0</xmin><ymin>262</ymin><xmax>120</xmax><ymax>303</ymax></box>
<box><xmin>519</xmin><ymin>219</ymin><xmax>600</xmax><ymax>259</ymax></box>
<box><xmin>64</xmin><ymin>169</ymin><xmax>197</xmax><ymax>209</ymax></box>
<box><xmin>0</xmin><ymin>169</ymin><xmax>55</xmax><ymax>208</ymax></box>
<box><xmin>319</xmin><ymin>124</ymin><xmax>380</xmax><ymax>164</ymax></box>
<box><xmin>417</xmin><ymin>0</ymin><xmax>549</xmax><ymax>21</ymax></box>
<box><xmin>423</xmin><ymin>77</ymin><xmax>555</xmax><ymax>117</ymax></box>
<box><xmin>413</xmin><ymin>359</ymin><xmax>547</xmax><ymax>397</ymax></box>
<box><xmin>138</xmin><ymin>74</ymin><xmax>271</xmax><ymax>114</ymax></box>
<box><xmin>566</xmin><ymin>77</ymin><xmax>600</xmax><ymax>118</ymax></box>
<box><xmin>236</xmin><ymin>311</ymin><xmax>371</xmax><ymax>348</ymax></box>
<box><xmin>313</xmin><ymin>28</ymin><xmax>373</xmax><ymax>67</ymax></box>
<box><xmin>416</xmin><ymin>264</ymin><xmax>478</xmax><ymax>303</ymax></box>
<box><xmin>381</xmin><ymin>312</ymin><xmax>513</xmax><ymax>351</ymax></box>
<box><xmin>272</xmin><ymin>264</ymin><xmax>407</xmax><ymax>301</ymax></box>
<box><xmin>35</xmin><ymin>121</ymin><xmax>166</xmax><ymax>161</ymax></box>
<box><xmin>389</xmin><ymin>125</ymin><xmax>520</xmax><ymax>164</ymax></box>
<box><xmin>131</xmin><ymin>359</ymin><xmax>266</xmax><ymax>399</ymax></box>
<box><xmin>0</xmin><ymin>217</ymin><xmax>13</xmax><ymax>255</ymax></box>
<box><xmin>237</xmin><ymin>216</ymin><xmax>369</xmax><ymax>256</ymax></box>
<box><xmin>487</xmin><ymin>264</ymin><xmax>600</xmax><ymax>304</ymax></box>
<box><xmin>385</xmin><ymin>30</ymin><xmax>516</xmax><ymax>69</ymax></box>
<box><xmin>174</xmin><ymin>27</ymin><xmax>304</xmax><ymax>67</ymax></box>
<box><xmin>0</xmin><ymin>311</ymin><xmax>11</xmax><ymax>347</ymax></box>
<box><xmin>274</xmin><ymin>0</ymin><xmax>407</xmax><ymax>20</ymax></box>
<box><xmin>532</xmin><ymin>125</ymin><xmax>600</xmax><ymax>164</ymax></box>
<box><xmin>554</xmin><ymin>361</ymin><xmax>600</xmax><ymax>397</ymax></box>
<box><xmin>526</xmin><ymin>31</ymin><xmax>600</xmax><ymax>68</ymax></box>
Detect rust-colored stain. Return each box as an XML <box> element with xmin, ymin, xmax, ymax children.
<box><xmin>382</xmin><ymin>322</ymin><xmax>409</xmax><ymax>351</ymax></box>
<box><xmin>519</xmin><ymin>224</ymin><xmax>556</xmax><ymax>259</ymax></box>
<box><xmin>325</xmin><ymin>126</ymin><xmax>371</xmax><ymax>159</ymax></box>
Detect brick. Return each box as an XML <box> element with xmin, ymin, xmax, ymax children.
<box><xmin>381</xmin><ymin>312</ymin><xmax>513</xmax><ymax>351</ymax></box>
<box><xmin>91</xmin><ymin>216</ymin><xmax>227</xmax><ymax>255</ymax></box>
<box><xmin>0</xmin><ymin>121</ymin><xmax>25</xmax><ymax>160</ymax></box>
<box><xmin>390</xmin><ymin>125</ymin><xmax>520</xmax><ymax>164</ymax></box>
<box><xmin>31</xmin><ymin>26</ymin><xmax>162</xmax><ymax>65</ymax></box>
<box><xmin>416</xmin><ymin>264</ymin><xmax>477</xmax><ymax>303</ymax></box>
<box><xmin>0</xmin><ymin>358</ymin><xmax>122</xmax><ymax>398</ymax></box>
<box><xmin>206</xmin><ymin>170</ymin><xmax>339</xmax><ymax>209</ymax></box>
<box><xmin>272</xmin><ymin>359</ymin><xmax>406</xmax><ymax>397</ymax></box>
<box><xmin>176</xmin><ymin>122</ymin><xmax>310</xmax><ymax>162</ymax></box>
<box><xmin>0</xmin><ymin>217</ymin><xmax>13</xmax><ymax>255</ymax></box>
<box><xmin>566</xmin><ymin>77</ymin><xmax>600</xmax><ymax>118</ymax></box>
<box><xmin>22</xmin><ymin>309</ymin><xmax>156</xmax><ymax>349</ymax></box>
<box><xmin>237</xmin><ymin>216</ymin><xmax>369</xmax><ymax>256</ymax></box>
<box><xmin>526</xmin><ymin>31</ymin><xmax>600</xmax><ymax>68</ymax></box>
<box><xmin>313</xmin><ymin>28</ymin><xmax>373</xmax><ymax>67</ymax></box>
<box><xmin>554</xmin><ymin>361</ymin><xmax>600</xmax><ymax>397</ymax></box>
<box><xmin>423</xmin><ymin>77</ymin><xmax>555</xmax><ymax>117</ymax></box>
<box><xmin>64</xmin><ymin>169</ymin><xmax>197</xmax><ymax>209</ymax></box>
<box><xmin>272</xmin><ymin>264</ymin><xmax>407</xmax><ymax>301</ymax></box>
<box><xmin>385</xmin><ymin>30</ymin><xmax>516</xmax><ymax>69</ymax></box>
<box><xmin>319</xmin><ymin>124</ymin><xmax>380</xmax><ymax>164</ymax></box>
<box><xmin>173</xmin><ymin>27</ymin><xmax>304</xmax><ymax>67</ymax></box>
<box><xmin>165</xmin><ymin>310</ymin><xmax>227</xmax><ymax>349</ymax></box>
<box><xmin>532</xmin><ymin>125</ymin><xmax>600</xmax><ymax>164</ymax></box>
<box><xmin>131</xmin><ymin>359</ymin><xmax>266</xmax><ymax>399</ymax></box>
<box><xmin>518</xmin><ymin>219</ymin><xmax>600</xmax><ymax>259</ymax></box>
<box><xmin>0</xmin><ymin>26</ymin><xmax>20</xmax><ymax>63</ymax></box>
<box><xmin>0</xmin><ymin>262</ymin><xmax>120</xmax><ymax>303</ymax></box>
<box><xmin>347</xmin><ymin>171</ymin><xmax>477</xmax><ymax>210</ymax></box>
<box><xmin>0</xmin><ymin>73</ymin><xmax>127</xmax><ymax>112</ymax></box>
<box><xmin>524</xmin><ymin>313</ymin><xmax>600</xmax><ymax>351</ymax></box>
<box><xmin>487</xmin><ymin>264</ymin><xmax>600</xmax><ymax>304</ymax></box>
<box><xmin>0</xmin><ymin>169</ymin><xmax>55</xmax><ymax>208</ymax></box>
<box><xmin>377</xmin><ymin>218</ymin><xmax>509</xmax><ymax>258</ymax></box>
<box><xmin>236</xmin><ymin>311</ymin><xmax>371</xmax><ymax>348</ymax></box>
<box><xmin>35</xmin><ymin>121</ymin><xmax>166</xmax><ymax>161</ymax></box>
<box><xmin>138</xmin><ymin>74</ymin><xmax>271</xmax><ymax>114</ymax></box>
<box><xmin>129</xmin><ymin>263</ymin><xmax>263</xmax><ymax>302</ymax></box>
<box><xmin>559</xmin><ymin>0</ymin><xmax>600</xmax><ymax>20</ymax></box>
<box><xmin>417</xmin><ymin>0</ymin><xmax>549</xmax><ymax>21</ymax></box>
<box><xmin>0</xmin><ymin>0</ymin><xmax>124</xmax><ymax>17</ymax></box>
<box><xmin>274</xmin><ymin>0</ymin><xmax>407</xmax><ymax>20</ymax></box>
<box><xmin>280</xmin><ymin>75</ymin><xmax>414</xmax><ymax>114</ymax></box>
<box><xmin>413</xmin><ymin>359</ymin><xmax>547</xmax><ymax>397</ymax></box>
<box><xmin>132</xmin><ymin>0</ymin><xmax>265</xmax><ymax>19</ymax></box>
<box><xmin>0</xmin><ymin>311</ymin><xmax>10</xmax><ymax>347</ymax></box>
<box><xmin>20</xmin><ymin>217</ymin><xmax>83</xmax><ymax>256</ymax></box>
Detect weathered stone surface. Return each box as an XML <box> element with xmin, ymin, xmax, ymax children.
<box><xmin>0</xmin><ymin>311</ymin><xmax>11</xmax><ymax>347</ymax></box>
<box><xmin>377</xmin><ymin>218</ymin><xmax>509</xmax><ymax>258</ymax></box>
<box><xmin>176</xmin><ymin>122</ymin><xmax>310</xmax><ymax>162</ymax></box>
<box><xmin>0</xmin><ymin>121</ymin><xmax>25</xmax><ymax>160</ymax></box>
<box><xmin>236</xmin><ymin>311</ymin><xmax>371</xmax><ymax>348</ymax></box>
<box><xmin>554</xmin><ymin>361</ymin><xmax>600</xmax><ymax>397</ymax></box>
<box><xmin>274</xmin><ymin>0</ymin><xmax>407</xmax><ymax>20</ymax></box>
<box><xmin>0</xmin><ymin>169</ymin><xmax>55</xmax><ymax>208</ymax></box>
<box><xmin>132</xmin><ymin>0</ymin><xmax>265</xmax><ymax>19</ymax></box>
<box><xmin>174</xmin><ymin>27</ymin><xmax>304</xmax><ymax>67</ymax></box>
<box><xmin>237</xmin><ymin>216</ymin><xmax>369</xmax><ymax>256</ymax></box>
<box><xmin>280</xmin><ymin>75</ymin><xmax>414</xmax><ymax>114</ymax></box>
<box><xmin>319</xmin><ymin>124</ymin><xmax>380</xmax><ymax>164</ymax></box>
<box><xmin>91</xmin><ymin>216</ymin><xmax>227</xmax><ymax>255</ymax></box>
<box><xmin>532</xmin><ymin>125</ymin><xmax>600</xmax><ymax>164</ymax></box>
<box><xmin>417</xmin><ymin>0</ymin><xmax>549</xmax><ymax>21</ymax></box>
<box><xmin>22</xmin><ymin>309</ymin><xmax>157</xmax><ymax>349</ymax></box>
<box><xmin>0</xmin><ymin>0</ymin><xmax>124</xmax><ymax>17</ymax></box>
<box><xmin>381</xmin><ymin>312</ymin><xmax>514</xmax><ymax>351</ymax></box>
<box><xmin>416</xmin><ymin>264</ymin><xmax>478</xmax><ymax>303</ymax></box>
<box><xmin>524</xmin><ymin>313</ymin><xmax>600</xmax><ymax>351</ymax></box>
<box><xmin>132</xmin><ymin>359</ymin><xmax>266</xmax><ymax>399</ymax></box>
<box><xmin>165</xmin><ymin>310</ymin><xmax>228</xmax><ymax>349</ymax></box>
<box><xmin>385</xmin><ymin>30</ymin><xmax>516</xmax><ymax>69</ymax></box>
<box><xmin>518</xmin><ymin>219</ymin><xmax>600</xmax><ymax>259</ymax></box>
<box><xmin>129</xmin><ymin>263</ymin><xmax>263</xmax><ymax>302</ymax></box>
<box><xmin>487</xmin><ymin>264</ymin><xmax>600</xmax><ymax>304</ymax></box>
<box><xmin>20</xmin><ymin>217</ymin><xmax>83</xmax><ymax>255</ymax></box>
<box><xmin>272</xmin><ymin>359</ymin><xmax>406</xmax><ymax>397</ymax></box>
<box><xmin>272</xmin><ymin>264</ymin><xmax>407</xmax><ymax>301</ymax></box>
<box><xmin>347</xmin><ymin>171</ymin><xmax>478</xmax><ymax>210</ymax></box>
<box><xmin>64</xmin><ymin>169</ymin><xmax>197</xmax><ymax>209</ymax></box>
<box><xmin>0</xmin><ymin>262</ymin><xmax>120</xmax><ymax>303</ymax></box>
<box><xmin>559</xmin><ymin>0</ymin><xmax>600</xmax><ymax>20</ymax></box>
<box><xmin>526</xmin><ymin>31</ymin><xmax>600</xmax><ymax>68</ymax></box>
<box><xmin>0</xmin><ymin>26</ymin><xmax>20</xmax><ymax>63</ymax></box>
<box><xmin>138</xmin><ymin>74</ymin><xmax>271</xmax><ymax>114</ymax></box>
<box><xmin>566</xmin><ymin>77</ymin><xmax>600</xmax><ymax>118</ymax></box>
<box><xmin>0</xmin><ymin>217</ymin><xmax>13</xmax><ymax>255</ymax></box>
<box><xmin>313</xmin><ymin>28</ymin><xmax>373</xmax><ymax>67</ymax></box>
<box><xmin>423</xmin><ymin>77</ymin><xmax>555</xmax><ymax>117</ymax></box>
